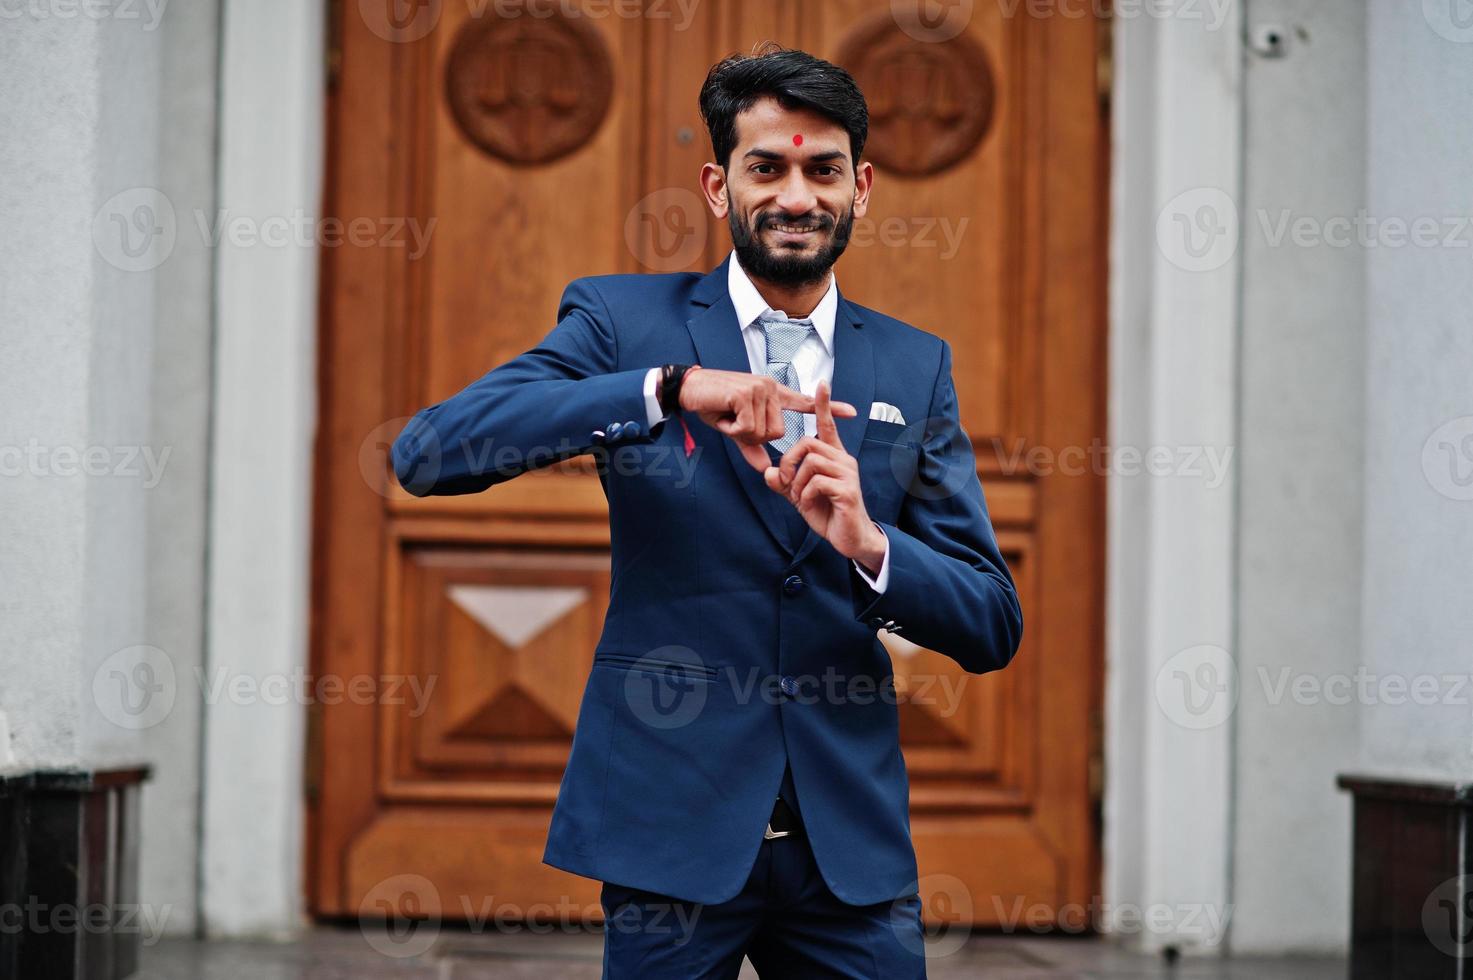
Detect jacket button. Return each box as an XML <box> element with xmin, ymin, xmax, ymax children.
<box><xmin>782</xmin><ymin>574</ymin><xmax>804</xmax><ymax>597</ymax></box>
<box><xmin>607</xmin><ymin>421</ymin><xmax>623</xmax><ymax>439</ymax></box>
<box><xmin>868</xmin><ymin>616</ymin><xmax>885</xmax><ymax>629</ymax></box>
<box><xmin>623</xmin><ymin>421</ymin><xmax>641</xmax><ymax>438</ymax></box>
<box><xmin>780</xmin><ymin>675</ymin><xmax>798</xmax><ymax>697</ymax></box>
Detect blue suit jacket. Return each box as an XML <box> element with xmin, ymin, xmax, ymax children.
<box><xmin>391</xmin><ymin>255</ymin><xmax>1023</xmax><ymax>906</ymax></box>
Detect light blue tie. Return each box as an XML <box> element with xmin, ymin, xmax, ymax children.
<box><xmin>758</xmin><ymin>312</ymin><xmax>816</xmax><ymax>454</ymax></box>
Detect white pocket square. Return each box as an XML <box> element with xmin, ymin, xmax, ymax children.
<box><xmin>869</xmin><ymin>401</ymin><xmax>906</xmax><ymax>425</ymax></box>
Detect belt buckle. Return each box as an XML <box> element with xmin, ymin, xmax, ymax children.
<box><xmin>764</xmin><ymin>796</ymin><xmax>794</xmax><ymax>840</ymax></box>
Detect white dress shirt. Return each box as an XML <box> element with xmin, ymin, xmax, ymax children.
<box><xmin>642</xmin><ymin>251</ymin><xmax>891</xmax><ymax>592</ymax></box>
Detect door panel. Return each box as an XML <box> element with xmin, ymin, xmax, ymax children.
<box><xmin>314</xmin><ymin>0</ymin><xmax>1105</xmax><ymax>927</ymax></box>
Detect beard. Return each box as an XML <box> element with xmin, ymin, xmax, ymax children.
<box><xmin>729</xmin><ymin>205</ymin><xmax>854</xmax><ymax>287</ymax></box>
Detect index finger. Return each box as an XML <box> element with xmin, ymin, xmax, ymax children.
<box><xmin>775</xmin><ymin>386</ymin><xmax>857</xmax><ymax>418</ymax></box>
<box><xmin>814</xmin><ymin>380</ymin><xmax>840</xmax><ymax>447</ymax></box>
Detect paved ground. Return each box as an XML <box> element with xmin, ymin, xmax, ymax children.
<box><xmin>141</xmin><ymin>927</ymin><xmax>1347</xmax><ymax>979</ymax></box>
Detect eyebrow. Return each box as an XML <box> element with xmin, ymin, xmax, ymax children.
<box><xmin>743</xmin><ymin>147</ymin><xmax>849</xmax><ymax>165</ymax></box>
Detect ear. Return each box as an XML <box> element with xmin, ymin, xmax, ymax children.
<box><xmin>852</xmin><ymin>160</ymin><xmax>874</xmax><ymax>220</ymax></box>
<box><xmin>700</xmin><ymin>162</ymin><xmax>729</xmax><ymax>220</ymax></box>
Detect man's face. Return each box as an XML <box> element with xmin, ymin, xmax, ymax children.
<box><xmin>702</xmin><ymin>97</ymin><xmax>873</xmax><ymax>287</ymax></box>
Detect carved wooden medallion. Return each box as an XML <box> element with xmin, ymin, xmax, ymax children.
<box><xmin>444</xmin><ymin>13</ymin><xmax>613</xmax><ymax>165</ymax></box>
<box><xmin>836</xmin><ymin>17</ymin><xmax>996</xmax><ymax>176</ymax></box>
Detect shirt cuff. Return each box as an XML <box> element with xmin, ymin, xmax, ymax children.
<box><xmin>852</xmin><ymin>521</ymin><xmax>890</xmax><ymax>593</ymax></box>
<box><xmin>643</xmin><ymin>367</ymin><xmax>668</xmax><ymax>430</ymax></box>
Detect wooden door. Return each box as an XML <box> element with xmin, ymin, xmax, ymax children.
<box><xmin>312</xmin><ymin>0</ymin><xmax>1106</xmax><ymax>928</ymax></box>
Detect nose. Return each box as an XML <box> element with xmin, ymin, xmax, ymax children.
<box><xmin>773</xmin><ymin>169</ymin><xmax>818</xmax><ymax>217</ymax></box>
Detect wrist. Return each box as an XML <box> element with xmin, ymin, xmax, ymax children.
<box><xmin>855</xmin><ymin>522</ymin><xmax>887</xmax><ymax>575</ymax></box>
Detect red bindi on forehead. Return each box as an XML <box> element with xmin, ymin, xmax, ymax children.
<box><xmin>792</xmin><ymin>134</ymin><xmax>803</xmax><ymax>146</ymax></box>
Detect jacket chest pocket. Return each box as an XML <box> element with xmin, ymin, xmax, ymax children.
<box><xmin>857</xmin><ymin>434</ymin><xmax>918</xmax><ymax>523</ymax></box>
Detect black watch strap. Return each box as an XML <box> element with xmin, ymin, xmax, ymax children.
<box><xmin>658</xmin><ymin>363</ymin><xmax>697</xmax><ymax>417</ymax></box>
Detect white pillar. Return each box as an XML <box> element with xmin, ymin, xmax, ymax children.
<box><xmin>200</xmin><ymin>0</ymin><xmax>324</xmax><ymax>936</ymax></box>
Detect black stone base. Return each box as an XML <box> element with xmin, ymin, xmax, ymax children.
<box><xmin>0</xmin><ymin>767</ymin><xmax>151</xmax><ymax>980</ymax></box>
<box><xmin>1338</xmin><ymin>773</ymin><xmax>1473</xmax><ymax>979</ymax></box>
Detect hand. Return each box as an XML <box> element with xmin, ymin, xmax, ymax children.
<box><xmin>680</xmin><ymin>367</ymin><xmax>857</xmax><ymax>473</ymax></box>
<box><xmin>763</xmin><ymin>380</ymin><xmax>887</xmax><ymax>571</ymax></box>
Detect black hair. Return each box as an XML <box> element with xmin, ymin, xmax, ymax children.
<box><xmin>698</xmin><ymin>44</ymin><xmax>869</xmax><ymax>170</ymax></box>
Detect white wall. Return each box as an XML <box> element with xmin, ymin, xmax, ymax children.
<box><xmin>0</xmin><ymin>3</ymin><xmax>102</xmax><ymax>772</ymax></box>
<box><xmin>0</xmin><ymin>0</ymin><xmax>221</xmax><ymax>937</ymax></box>
<box><xmin>1230</xmin><ymin>0</ymin><xmax>1365</xmax><ymax>953</ymax></box>
<box><xmin>1359</xmin><ymin>0</ymin><xmax>1473</xmax><ymax>780</ymax></box>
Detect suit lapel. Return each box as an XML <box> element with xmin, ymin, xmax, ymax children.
<box><xmin>684</xmin><ymin>260</ymin><xmax>876</xmax><ymax>565</ymax></box>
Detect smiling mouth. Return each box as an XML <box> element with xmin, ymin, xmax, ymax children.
<box><xmin>766</xmin><ymin>222</ymin><xmax>823</xmax><ymax>235</ymax></box>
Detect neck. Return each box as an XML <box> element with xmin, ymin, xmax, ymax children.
<box><xmin>749</xmin><ymin>272</ymin><xmax>831</xmax><ymax>319</ymax></box>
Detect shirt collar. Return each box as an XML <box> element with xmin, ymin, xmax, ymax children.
<box><xmin>727</xmin><ymin>249</ymin><xmax>837</xmax><ymax>356</ymax></box>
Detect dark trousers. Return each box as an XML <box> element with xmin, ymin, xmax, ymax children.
<box><xmin>598</xmin><ymin>818</ymin><xmax>928</xmax><ymax>979</ymax></box>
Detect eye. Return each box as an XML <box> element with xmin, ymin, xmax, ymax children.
<box><xmin>751</xmin><ymin>163</ymin><xmax>779</xmax><ymax>176</ymax></box>
<box><xmin>811</xmin><ymin>165</ymin><xmax>841</xmax><ymax>177</ymax></box>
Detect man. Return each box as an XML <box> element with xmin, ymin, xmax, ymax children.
<box><xmin>392</xmin><ymin>46</ymin><xmax>1022</xmax><ymax>980</ymax></box>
